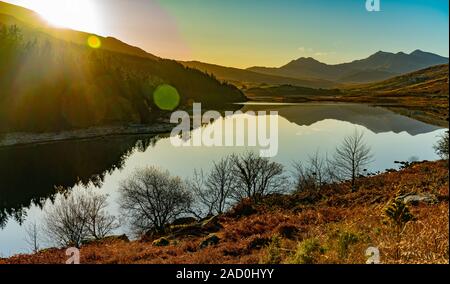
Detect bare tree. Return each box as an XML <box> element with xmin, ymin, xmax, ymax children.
<box><xmin>434</xmin><ymin>131</ymin><xmax>449</xmax><ymax>161</ymax></box>
<box><xmin>332</xmin><ymin>130</ymin><xmax>374</xmax><ymax>192</ymax></box>
<box><xmin>230</xmin><ymin>152</ymin><xmax>288</xmax><ymax>203</ymax></box>
<box><xmin>85</xmin><ymin>193</ymin><xmax>118</xmax><ymax>239</ymax></box>
<box><xmin>43</xmin><ymin>189</ymin><xmax>118</xmax><ymax>248</ymax></box>
<box><xmin>190</xmin><ymin>156</ymin><xmax>235</xmax><ymax>216</ymax></box>
<box><xmin>293</xmin><ymin>151</ymin><xmax>335</xmax><ymax>192</ymax></box>
<box><xmin>188</xmin><ymin>170</ymin><xmax>210</xmax><ymax>218</ymax></box>
<box><xmin>24</xmin><ymin>222</ymin><xmax>40</xmax><ymax>253</ymax></box>
<box><xmin>119</xmin><ymin>167</ymin><xmax>192</xmax><ymax>236</ymax></box>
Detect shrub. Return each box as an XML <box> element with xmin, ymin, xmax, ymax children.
<box><xmin>287</xmin><ymin>238</ymin><xmax>325</xmax><ymax>264</ymax></box>
<box><xmin>261</xmin><ymin>236</ymin><xmax>283</xmax><ymax>264</ymax></box>
<box><xmin>247</xmin><ymin>235</ymin><xmax>271</xmax><ymax>250</ymax></box>
<box><xmin>337</xmin><ymin>231</ymin><xmax>359</xmax><ymax>259</ymax></box>
<box><xmin>276</xmin><ymin>224</ymin><xmax>299</xmax><ymax>240</ymax></box>
<box><xmin>227</xmin><ymin>199</ymin><xmax>257</xmax><ymax>218</ymax></box>
<box><xmin>384</xmin><ymin>198</ymin><xmax>416</xmax><ymax>232</ymax></box>
<box><xmin>383</xmin><ymin>198</ymin><xmax>417</xmax><ymax>260</ymax></box>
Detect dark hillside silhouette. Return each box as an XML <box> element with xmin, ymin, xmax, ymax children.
<box><xmin>0</xmin><ymin>24</ymin><xmax>245</xmax><ymax>132</ymax></box>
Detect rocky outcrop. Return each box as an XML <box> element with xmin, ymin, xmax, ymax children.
<box><xmin>397</xmin><ymin>193</ymin><xmax>438</xmax><ymax>206</ymax></box>
<box><xmin>142</xmin><ymin>216</ymin><xmax>224</xmax><ymax>243</ymax></box>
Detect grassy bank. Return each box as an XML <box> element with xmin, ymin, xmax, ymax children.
<box><xmin>2</xmin><ymin>160</ymin><xmax>448</xmax><ymax>264</ymax></box>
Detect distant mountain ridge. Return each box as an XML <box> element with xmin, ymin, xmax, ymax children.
<box><xmin>180</xmin><ymin>61</ymin><xmax>339</xmax><ymax>89</ymax></box>
<box><xmin>248</xmin><ymin>50</ymin><xmax>449</xmax><ymax>84</ymax></box>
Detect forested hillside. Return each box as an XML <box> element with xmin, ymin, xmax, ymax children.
<box><xmin>0</xmin><ymin>22</ymin><xmax>245</xmax><ymax>133</ymax></box>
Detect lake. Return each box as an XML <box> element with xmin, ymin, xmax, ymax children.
<box><xmin>0</xmin><ymin>103</ymin><xmax>446</xmax><ymax>257</ymax></box>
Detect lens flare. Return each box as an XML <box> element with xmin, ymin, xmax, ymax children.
<box><xmin>87</xmin><ymin>35</ymin><xmax>101</xmax><ymax>49</ymax></box>
<box><xmin>153</xmin><ymin>84</ymin><xmax>181</xmax><ymax>111</ymax></box>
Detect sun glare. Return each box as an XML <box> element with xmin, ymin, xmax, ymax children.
<box><xmin>16</xmin><ymin>0</ymin><xmax>101</xmax><ymax>33</ymax></box>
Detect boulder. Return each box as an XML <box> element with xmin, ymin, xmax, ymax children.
<box><xmin>397</xmin><ymin>193</ymin><xmax>438</xmax><ymax>206</ymax></box>
<box><xmin>171</xmin><ymin>217</ymin><xmax>198</xmax><ymax>226</ymax></box>
<box><xmin>152</xmin><ymin>237</ymin><xmax>170</xmax><ymax>247</ymax></box>
<box><xmin>201</xmin><ymin>216</ymin><xmax>223</xmax><ymax>233</ymax></box>
<box><xmin>199</xmin><ymin>234</ymin><xmax>220</xmax><ymax>249</ymax></box>
<box><xmin>82</xmin><ymin>234</ymin><xmax>129</xmax><ymax>245</ymax></box>
<box><xmin>141</xmin><ymin>229</ymin><xmax>161</xmax><ymax>242</ymax></box>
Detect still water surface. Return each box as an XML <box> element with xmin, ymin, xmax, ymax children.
<box><xmin>0</xmin><ymin>103</ymin><xmax>446</xmax><ymax>256</ymax></box>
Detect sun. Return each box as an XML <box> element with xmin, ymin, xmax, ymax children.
<box><xmin>11</xmin><ymin>0</ymin><xmax>101</xmax><ymax>33</ymax></box>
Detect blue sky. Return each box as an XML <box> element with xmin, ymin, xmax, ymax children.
<box><xmin>159</xmin><ymin>0</ymin><xmax>449</xmax><ymax>66</ymax></box>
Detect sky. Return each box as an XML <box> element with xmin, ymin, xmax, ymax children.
<box><xmin>3</xmin><ymin>0</ymin><xmax>449</xmax><ymax>68</ymax></box>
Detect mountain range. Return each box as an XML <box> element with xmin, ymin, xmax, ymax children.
<box><xmin>180</xmin><ymin>61</ymin><xmax>338</xmax><ymax>89</ymax></box>
<box><xmin>182</xmin><ymin>50</ymin><xmax>448</xmax><ymax>89</ymax></box>
<box><xmin>248</xmin><ymin>50</ymin><xmax>449</xmax><ymax>84</ymax></box>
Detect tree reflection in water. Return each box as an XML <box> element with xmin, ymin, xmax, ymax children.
<box><xmin>0</xmin><ymin>135</ymin><xmax>161</xmax><ymax>228</ymax></box>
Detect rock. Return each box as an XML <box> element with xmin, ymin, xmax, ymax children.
<box><xmin>153</xmin><ymin>237</ymin><xmax>170</xmax><ymax>247</ymax></box>
<box><xmin>165</xmin><ymin>215</ymin><xmax>223</xmax><ymax>239</ymax></box>
<box><xmin>397</xmin><ymin>193</ymin><xmax>438</xmax><ymax>206</ymax></box>
<box><xmin>201</xmin><ymin>216</ymin><xmax>223</xmax><ymax>233</ymax></box>
<box><xmin>199</xmin><ymin>214</ymin><xmax>215</xmax><ymax>223</ymax></box>
<box><xmin>199</xmin><ymin>234</ymin><xmax>220</xmax><ymax>249</ymax></box>
<box><xmin>170</xmin><ymin>224</ymin><xmax>205</xmax><ymax>238</ymax></box>
<box><xmin>82</xmin><ymin>234</ymin><xmax>129</xmax><ymax>245</ymax></box>
<box><xmin>171</xmin><ymin>217</ymin><xmax>198</xmax><ymax>226</ymax></box>
<box><xmin>141</xmin><ymin>229</ymin><xmax>161</xmax><ymax>242</ymax></box>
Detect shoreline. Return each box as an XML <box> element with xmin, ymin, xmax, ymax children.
<box><xmin>246</xmin><ymin>96</ymin><xmax>450</xmax><ymax>128</ymax></box>
<box><xmin>1</xmin><ymin>101</ymin><xmax>448</xmax><ymax>148</ymax></box>
<box><xmin>0</xmin><ymin>123</ymin><xmax>174</xmax><ymax>148</ymax></box>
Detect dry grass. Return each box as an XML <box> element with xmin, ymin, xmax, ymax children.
<box><xmin>1</xmin><ymin>161</ymin><xmax>448</xmax><ymax>264</ymax></box>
